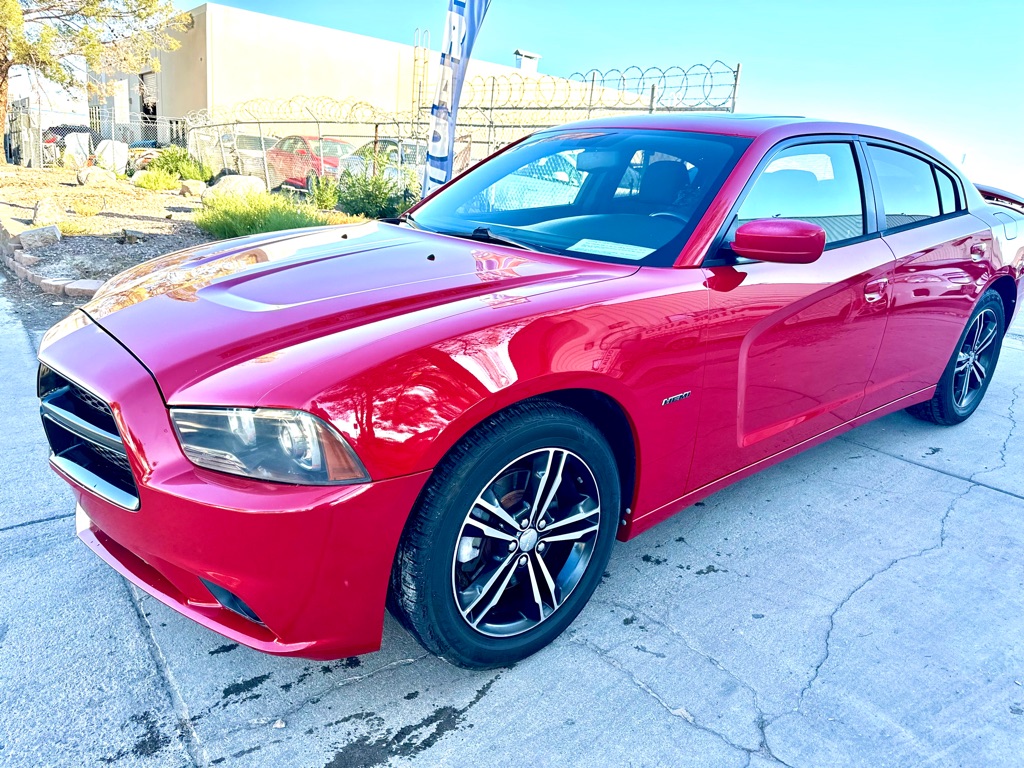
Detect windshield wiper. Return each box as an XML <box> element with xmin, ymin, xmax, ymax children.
<box><xmin>460</xmin><ymin>227</ymin><xmax>531</xmax><ymax>250</ymax></box>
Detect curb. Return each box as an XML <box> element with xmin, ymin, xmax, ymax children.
<box><xmin>0</xmin><ymin>221</ymin><xmax>101</xmax><ymax>299</ymax></box>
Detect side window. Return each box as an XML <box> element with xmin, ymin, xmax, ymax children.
<box><xmin>935</xmin><ymin>167</ymin><xmax>958</xmax><ymax>215</ymax></box>
<box><xmin>735</xmin><ymin>142</ymin><xmax>865</xmax><ymax>245</ymax></box>
<box><xmin>867</xmin><ymin>145</ymin><xmax>941</xmax><ymax>229</ymax></box>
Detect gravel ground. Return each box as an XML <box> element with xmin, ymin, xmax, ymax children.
<box><xmin>0</xmin><ymin>165</ymin><xmax>210</xmax><ymax>281</ymax></box>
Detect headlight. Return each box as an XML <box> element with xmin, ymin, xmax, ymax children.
<box><xmin>169</xmin><ymin>407</ymin><xmax>368</xmax><ymax>485</ymax></box>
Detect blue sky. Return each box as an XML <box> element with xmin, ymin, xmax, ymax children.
<box><xmin>197</xmin><ymin>0</ymin><xmax>1023</xmax><ymax>191</ymax></box>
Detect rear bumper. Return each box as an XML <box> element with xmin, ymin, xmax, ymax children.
<box><xmin>42</xmin><ymin>315</ymin><xmax>430</xmax><ymax>660</ymax></box>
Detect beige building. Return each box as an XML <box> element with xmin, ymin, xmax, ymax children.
<box><xmin>89</xmin><ymin>3</ymin><xmax>546</xmax><ymax>127</ymax></box>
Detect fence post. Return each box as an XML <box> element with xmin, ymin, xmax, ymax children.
<box><xmin>649</xmin><ymin>84</ymin><xmax>657</xmax><ymax>114</ymax></box>
<box><xmin>731</xmin><ymin>62</ymin><xmax>742</xmax><ymax>113</ymax></box>
<box><xmin>303</xmin><ymin>104</ymin><xmax>321</xmax><ymax>184</ymax></box>
<box><xmin>256</xmin><ymin>119</ymin><xmax>271</xmax><ymax>190</ymax></box>
<box><xmin>587</xmin><ymin>72</ymin><xmax>597</xmax><ymax>118</ymax></box>
<box><xmin>218</xmin><ymin>128</ymin><xmax>227</xmax><ymax>172</ymax></box>
<box><xmin>487</xmin><ymin>76</ymin><xmax>496</xmax><ymax>155</ymax></box>
<box><xmin>372</xmin><ymin>123</ymin><xmax>380</xmax><ymax>176</ymax></box>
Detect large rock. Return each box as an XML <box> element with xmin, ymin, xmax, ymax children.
<box><xmin>32</xmin><ymin>198</ymin><xmax>63</xmax><ymax>225</ymax></box>
<box><xmin>201</xmin><ymin>174</ymin><xmax>266</xmax><ymax>204</ymax></box>
<box><xmin>19</xmin><ymin>225</ymin><xmax>62</xmax><ymax>250</ymax></box>
<box><xmin>62</xmin><ymin>133</ymin><xmax>92</xmax><ymax>169</ymax></box>
<box><xmin>95</xmin><ymin>139</ymin><xmax>129</xmax><ymax>175</ymax></box>
<box><xmin>180</xmin><ymin>179</ymin><xmax>207</xmax><ymax>197</ymax></box>
<box><xmin>77</xmin><ymin>166</ymin><xmax>117</xmax><ymax>187</ymax></box>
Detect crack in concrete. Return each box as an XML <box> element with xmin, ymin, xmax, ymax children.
<box><xmin>576</xmin><ymin>609</ymin><xmax>793</xmax><ymax>767</ymax></box>
<box><xmin>0</xmin><ymin>511</ymin><xmax>75</xmax><ymax>533</ymax></box>
<box><xmin>840</xmin><ymin>437</ymin><xmax>1024</xmax><ymax>503</ymax></box>
<box><xmin>972</xmin><ymin>382</ymin><xmax>1022</xmax><ymax>482</ymax></box>
<box><xmin>796</xmin><ymin>484</ymin><xmax>974</xmax><ymax>708</ymax></box>
<box><xmin>126</xmin><ymin>586</ymin><xmax>211</xmax><ymax>767</ymax></box>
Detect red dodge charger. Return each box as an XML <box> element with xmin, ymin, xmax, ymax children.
<box><xmin>38</xmin><ymin>115</ymin><xmax>1023</xmax><ymax>668</ymax></box>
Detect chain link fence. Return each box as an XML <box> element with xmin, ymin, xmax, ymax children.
<box><xmin>6</xmin><ymin>61</ymin><xmax>738</xmax><ymax>192</ymax></box>
<box><xmin>186</xmin><ymin>97</ymin><xmax>426</xmax><ymax>194</ymax></box>
<box><xmin>181</xmin><ymin>62</ymin><xmax>739</xmax><ymax>191</ymax></box>
<box><xmin>4</xmin><ymin>102</ymin><xmax>186</xmax><ymax>170</ymax></box>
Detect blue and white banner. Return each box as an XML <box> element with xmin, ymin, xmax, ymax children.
<box><xmin>422</xmin><ymin>0</ymin><xmax>492</xmax><ymax>198</ymax></box>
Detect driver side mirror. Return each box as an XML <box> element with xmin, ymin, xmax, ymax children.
<box><xmin>731</xmin><ymin>219</ymin><xmax>826</xmax><ymax>264</ymax></box>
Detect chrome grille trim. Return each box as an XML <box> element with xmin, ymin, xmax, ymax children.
<box><xmin>38</xmin><ymin>364</ymin><xmax>140</xmax><ymax>511</ymax></box>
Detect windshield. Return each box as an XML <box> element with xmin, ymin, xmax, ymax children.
<box><xmin>411</xmin><ymin>129</ymin><xmax>750</xmax><ymax>265</ymax></box>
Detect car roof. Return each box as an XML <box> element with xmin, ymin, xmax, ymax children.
<box><xmin>294</xmin><ymin>135</ymin><xmax>352</xmax><ymax>143</ymax></box>
<box><xmin>548</xmin><ymin>113</ymin><xmax>932</xmax><ymax>149</ymax></box>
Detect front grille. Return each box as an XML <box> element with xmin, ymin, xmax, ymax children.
<box><xmin>38</xmin><ymin>364</ymin><xmax>140</xmax><ymax>510</ymax></box>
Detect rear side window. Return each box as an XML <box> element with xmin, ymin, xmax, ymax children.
<box><xmin>867</xmin><ymin>146</ymin><xmax>941</xmax><ymax>229</ymax></box>
<box><xmin>734</xmin><ymin>142</ymin><xmax>865</xmax><ymax>245</ymax></box>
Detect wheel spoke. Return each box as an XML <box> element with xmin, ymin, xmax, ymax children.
<box><xmin>975</xmin><ymin>323</ymin><xmax>998</xmax><ymax>354</ymax></box>
<box><xmin>541</xmin><ymin>523</ymin><xmax>600</xmax><ymax>544</ymax></box>
<box><xmin>966</xmin><ymin>317</ymin><xmax>982</xmax><ymax>349</ymax></box>
<box><xmin>525</xmin><ymin>556</ymin><xmax>546</xmax><ymax>619</ymax></box>
<box><xmin>972</xmin><ymin>360</ymin><xmax>987</xmax><ymax>384</ymax></box>
<box><xmin>534</xmin><ymin>550</ymin><xmax>560</xmax><ymax>609</ymax></box>
<box><xmin>959</xmin><ymin>365</ymin><xmax>971</xmax><ymax>404</ymax></box>
<box><xmin>473</xmin><ymin>495</ymin><xmax>521</xmax><ymax>534</ymax></box>
<box><xmin>470</xmin><ymin>560</ymin><xmax>518</xmax><ymax>628</ymax></box>
<box><xmin>529</xmin><ymin>449</ymin><xmax>567</xmax><ymax>526</ymax></box>
<box><xmin>465</xmin><ymin>518</ymin><xmax>517</xmax><ymax>543</ymax></box>
<box><xmin>460</xmin><ymin>553</ymin><xmax>516</xmax><ymax>620</ymax></box>
<box><xmin>955</xmin><ymin>352</ymin><xmax>971</xmax><ymax>373</ymax></box>
<box><xmin>541</xmin><ymin>499</ymin><xmax>599</xmax><ymax>533</ymax></box>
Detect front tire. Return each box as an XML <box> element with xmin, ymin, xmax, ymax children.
<box><xmin>907</xmin><ymin>289</ymin><xmax>1005</xmax><ymax>425</ymax></box>
<box><xmin>388</xmin><ymin>400</ymin><xmax>620</xmax><ymax>669</ymax></box>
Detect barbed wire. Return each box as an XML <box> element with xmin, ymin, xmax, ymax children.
<box><xmin>462</xmin><ymin>63</ymin><xmax>739</xmax><ymax>113</ymax></box>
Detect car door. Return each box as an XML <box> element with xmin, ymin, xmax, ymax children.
<box><xmin>266</xmin><ymin>137</ymin><xmax>295</xmax><ymax>187</ymax></box>
<box><xmin>291</xmin><ymin>138</ymin><xmax>313</xmax><ymax>185</ymax></box>
<box><xmin>689</xmin><ymin>139</ymin><xmax>894</xmax><ymax>490</ymax></box>
<box><xmin>858</xmin><ymin>142</ymin><xmax>994</xmax><ymax>411</ymax></box>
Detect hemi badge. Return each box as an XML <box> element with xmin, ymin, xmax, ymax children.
<box><xmin>662</xmin><ymin>391</ymin><xmax>691</xmax><ymax>406</ymax></box>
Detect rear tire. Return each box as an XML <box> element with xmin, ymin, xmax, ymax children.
<box><xmin>388</xmin><ymin>400</ymin><xmax>620</xmax><ymax>669</ymax></box>
<box><xmin>907</xmin><ymin>290</ymin><xmax>1005</xmax><ymax>425</ymax></box>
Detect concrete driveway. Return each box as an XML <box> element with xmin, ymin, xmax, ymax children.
<box><xmin>2</xmin><ymin>272</ymin><xmax>1022</xmax><ymax>768</ymax></box>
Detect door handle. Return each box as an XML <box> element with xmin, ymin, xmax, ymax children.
<box><xmin>970</xmin><ymin>242</ymin><xmax>988</xmax><ymax>262</ymax></box>
<box><xmin>864</xmin><ymin>277</ymin><xmax>889</xmax><ymax>304</ymax></box>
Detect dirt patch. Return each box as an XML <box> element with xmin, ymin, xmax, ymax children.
<box><xmin>0</xmin><ymin>165</ymin><xmax>211</xmax><ymax>282</ymax></box>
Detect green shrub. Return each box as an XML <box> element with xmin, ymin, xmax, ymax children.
<box><xmin>148</xmin><ymin>145</ymin><xmax>213</xmax><ymax>182</ymax></box>
<box><xmin>195</xmin><ymin>191</ymin><xmax>364</xmax><ymax>239</ymax></box>
<box><xmin>134</xmin><ymin>168</ymin><xmax>181</xmax><ymax>191</ymax></box>
<box><xmin>337</xmin><ymin>149</ymin><xmax>420</xmax><ymax>219</ymax></box>
<box><xmin>307</xmin><ymin>173</ymin><xmax>342</xmax><ymax>210</ymax></box>
<box><xmin>178</xmin><ymin>158</ymin><xmax>213</xmax><ymax>182</ymax></box>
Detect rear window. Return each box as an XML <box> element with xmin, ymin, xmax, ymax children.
<box><xmin>867</xmin><ymin>145</ymin><xmax>942</xmax><ymax>229</ymax></box>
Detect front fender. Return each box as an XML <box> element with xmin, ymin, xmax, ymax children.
<box><xmin>300</xmin><ymin>267</ymin><xmax>712</xmax><ymax>521</ymax></box>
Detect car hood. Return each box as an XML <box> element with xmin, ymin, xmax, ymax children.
<box><xmin>82</xmin><ymin>222</ymin><xmax>634</xmax><ymax>401</ymax></box>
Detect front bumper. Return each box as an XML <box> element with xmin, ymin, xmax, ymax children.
<box><xmin>42</xmin><ymin>316</ymin><xmax>430</xmax><ymax>659</ymax></box>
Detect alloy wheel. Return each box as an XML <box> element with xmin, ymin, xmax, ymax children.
<box><xmin>953</xmin><ymin>307</ymin><xmax>999</xmax><ymax>410</ymax></box>
<box><xmin>451</xmin><ymin>448</ymin><xmax>601</xmax><ymax>638</ymax></box>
